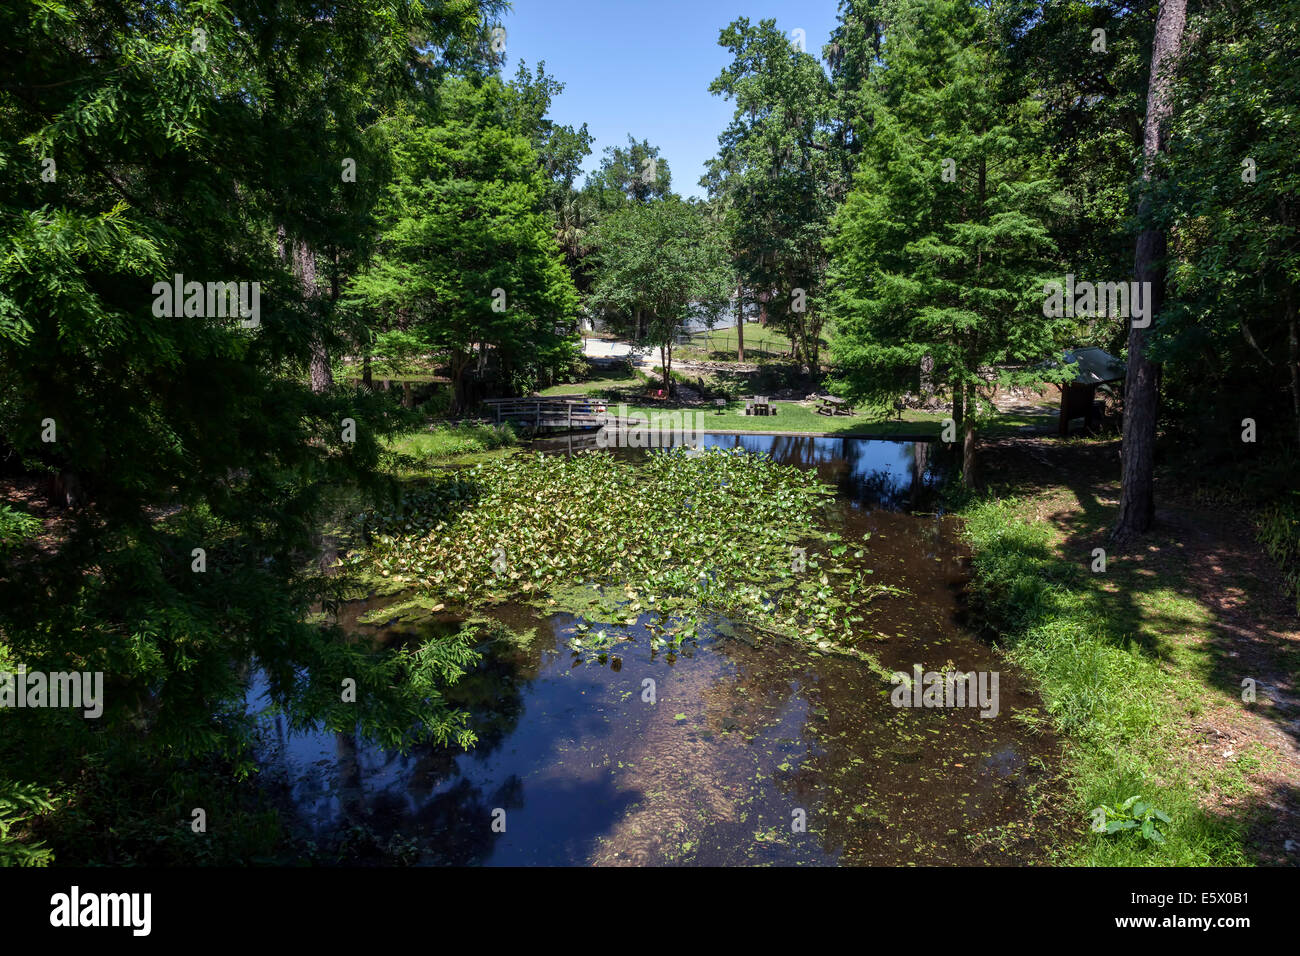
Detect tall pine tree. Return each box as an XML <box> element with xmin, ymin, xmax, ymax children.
<box><xmin>826</xmin><ymin>0</ymin><xmax>1072</xmax><ymax>483</ymax></box>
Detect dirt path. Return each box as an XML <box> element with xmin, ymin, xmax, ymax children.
<box><xmin>1158</xmin><ymin>505</ymin><xmax>1300</xmax><ymax>863</ymax></box>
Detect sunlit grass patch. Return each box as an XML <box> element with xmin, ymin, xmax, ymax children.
<box><xmin>538</xmin><ymin>365</ymin><xmax>640</xmax><ymax>397</ymax></box>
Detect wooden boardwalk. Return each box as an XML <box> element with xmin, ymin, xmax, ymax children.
<box><xmin>483</xmin><ymin>396</ymin><xmax>609</xmax><ymax>430</ymax></box>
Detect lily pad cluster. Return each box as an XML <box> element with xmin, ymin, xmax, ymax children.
<box><xmin>348</xmin><ymin>447</ymin><xmax>900</xmax><ymax>655</ymax></box>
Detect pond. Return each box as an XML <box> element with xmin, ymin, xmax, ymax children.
<box><xmin>250</xmin><ymin>434</ymin><xmax>1068</xmax><ymax>865</ymax></box>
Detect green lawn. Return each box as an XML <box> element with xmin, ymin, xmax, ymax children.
<box><xmin>539</xmin><ymin>372</ymin><xmax>1045</xmax><ymax>438</ymax></box>
<box><xmin>539</xmin><ymin>368</ymin><xmax>1068</xmax><ymax>439</ymax></box>
<box><xmin>607</xmin><ymin>399</ymin><xmax>947</xmax><ymax>436</ymax></box>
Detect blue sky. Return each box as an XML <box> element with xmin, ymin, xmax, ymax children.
<box><xmin>500</xmin><ymin>0</ymin><xmax>844</xmax><ymax>199</ymax></box>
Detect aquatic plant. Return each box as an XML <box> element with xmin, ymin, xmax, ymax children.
<box><xmin>349</xmin><ymin>448</ymin><xmax>895</xmax><ymax>655</ymax></box>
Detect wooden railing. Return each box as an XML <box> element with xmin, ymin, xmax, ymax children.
<box><xmin>482</xmin><ymin>397</ymin><xmax>609</xmax><ymax>429</ymax></box>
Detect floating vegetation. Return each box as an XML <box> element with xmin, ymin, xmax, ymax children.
<box><xmin>347</xmin><ymin>447</ymin><xmax>902</xmax><ymax>658</ymax></box>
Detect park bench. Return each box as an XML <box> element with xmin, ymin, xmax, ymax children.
<box><xmin>744</xmin><ymin>395</ymin><xmax>776</xmax><ymax>417</ymax></box>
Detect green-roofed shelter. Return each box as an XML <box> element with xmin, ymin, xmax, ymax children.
<box><xmin>1048</xmin><ymin>346</ymin><xmax>1126</xmax><ymax>436</ymax></box>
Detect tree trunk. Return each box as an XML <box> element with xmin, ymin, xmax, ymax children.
<box><xmin>952</xmin><ymin>379</ymin><xmax>965</xmax><ymax>439</ymax></box>
<box><xmin>1114</xmin><ymin>0</ymin><xmax>1187</xmax><ymax>542</ymax></box>
<box><xmin>362</xmin><ymin>352</ymin><xmax>372</xmax><ymax>389</ymax></box>
<box><xmin>950</xmin><ymin>380</ymin><xmax>975</xmax><ymax>485</ymax></box>
<box><xmin>279</xmin><ymin>227</ymin><xmax>333</xmax><ymax>394</ymax></box>
<box><xmin>1288</xmin><ymin>288</ymin><xmax>1300</xmax><ymax>447</ymax></box>
<box><xmin>449</xmin><ymin>354</ymin><xmax>473</xmax><ymax>415</ymax></box>
<box><xmin>804</xmin><ymin>318</ymin><xmax>821</xmax><ymax>370</ymax></box>
<box><xmin>308</xmin><ymin>345</ymin><xmax>331</xmax><ymax>392</ymax></box>
<box><xmin>298</xmin><ymin>242</ymin><xmax>332</xmax><ymax>393</ymax></box>
<box><xmin>736</xmin><ymin>282</ymin><xmax>745</xmax><ymax>363</ymax></box>
<box><xmin>962</xmin><ymin>416</ymin><xmax>976</xmax><ymax>488</ymax></box>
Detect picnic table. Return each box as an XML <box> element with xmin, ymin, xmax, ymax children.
<box><xmin>815</xmin><ymin>395</ymin><xmax>854</xmax><ymax>416</ymax></box>
<box><xmin>744</xmin><ymin>395</ymin><xmax>776</xmax><ymax>417</ymax></box>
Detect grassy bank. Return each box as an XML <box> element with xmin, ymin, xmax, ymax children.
<box><xmin>616</xmin><ymin>401</ymin><xmax>947</xmax><ymax>436</ymax></box>
<box><xmin>540</xmin><ymin>367</ymin><xmax>1054</xmax><ymax>438</ymax></box>
<box><xmin>957</xmin><ymin>438</ymin><xmax>1300</xmax><ymax>865</ymax></box>
<box><xmin>586</xmin><ymin>400</ymin><xmax>1053</xmax><ymax>438</ymax></box>
<box><xmin>961</xmin><ymin>500</ymin><xmax>1247</xmax><ymax>864</ymax></box>
<box><xmin>381</xmin><ymin>422</ymin><xmax>520</xmax><ymax>476</ymax></box>
<box><xmin>539</xmin><ymin>364</ymin><xmax>640</xmax><ymax>396</ymax></box>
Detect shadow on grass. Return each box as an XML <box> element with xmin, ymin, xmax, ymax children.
<box><xmin>968</xmin><ymin>434</ymin><xmax>1300</xmax><ymax>864</ymax></box>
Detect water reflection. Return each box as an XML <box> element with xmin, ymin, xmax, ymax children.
<box><xmin>535</xmin><ymin>432</ymin><xmax>949</xmax><ymax>511</ymax></box>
